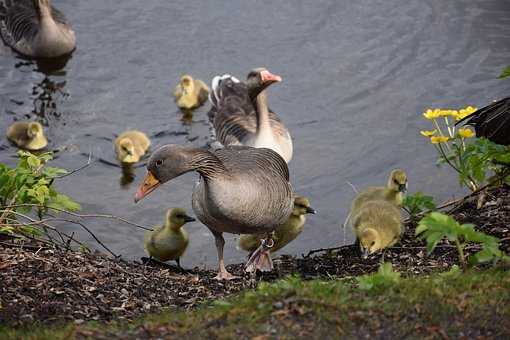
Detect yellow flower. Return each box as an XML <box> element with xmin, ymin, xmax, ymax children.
<box><xmin>430</xmin><ymin>136</ymin><xmax>450</xmax><ymax>144</ymax></box>
<box><xmin>458</xmin><ymin>128</ymin><xmax>475</xmax><ymax>138</ymax></box>
<box><xmin>456</xmin><ymin>106</ymin><xmax>477</xmax><ymax>121</ymax></box>
<box><xmin>423</xmin><ymin>109</ymin><xmax>441</xmax><ymax>120</ymax></box>
<box><xmin>420</xmin><ymin>130</ymin><xmax>437</xmax><ymax>137</ymax></box>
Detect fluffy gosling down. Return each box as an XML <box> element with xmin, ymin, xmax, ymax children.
<box><xmin>114</xmin><ymin>130</ymin><xmax>150</xmax><ymax>164</ymax></box>
<box><xmin>238</xmin><ymin>196</ymin><xmax>316</xmax><ymax>254</ymax></box>
<box><xmin>6</xmin><ymin>121</ymin><xmax>47</xmax><ymax>150</ymax></box>
<box><xmin>352</xmin><ymin>200</ymin><xmax>402</xmax><ymax>257</ymax></box>
<box><xmin>173</xmin><ymin>75</ymin><xmax>210</xmax><ymax>110</ymax></box>
<box><xmin>350</xmin><ymin>169</ymin><xmax>407</xmax><ymax>217</ymax></box>
<box><xmin>144</xmin><ymin>208</ymin><xmax>195</xmax><ymax>267</ymax></box>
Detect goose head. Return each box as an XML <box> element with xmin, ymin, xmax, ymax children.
<box><xmin>165</xmin><ymin>207</ymin><xmax>196</xmax><ymax>230</ymax></box>
<box><xmin>246</xmin><ymin>67</ymin><xmax>282</xmax><ymax>100</ymax></box>
<box><xmin>292</xmin><ymin>196</ymin><xmax>316</xmax><ymax>216</ymax></box>
<box><xmin>359</xmin><ymin>228</ymin><xmax>383</xmax><ymax>258</ymax></box>
<box><xmin>27</xmin><ymin>122</ymin><xmax>48</xmax><ymax>150</ymax></box>
<box><xmin>117</xmin><ymin>138</ymin><xmax>139</xmax><ymax>163</ymax></box>
<box><xmin>179</xmin><ymin>75</ymin><xmax>194</xmax><ymax>95</ymax></box>
<box><xmin>387</xmin><ymin>169</ymin><xmax>407</xmax><ymax>194</ymax></box>
<box><xmin>134</xmin><ymin>145</ymin><xmax>202</xmax><ymax>202</ymax></box>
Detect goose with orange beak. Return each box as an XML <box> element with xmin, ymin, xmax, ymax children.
<box><xmin>134</xmin><ymin>144</ymin><xmax>293</xmax><ymax>280</ymax></box>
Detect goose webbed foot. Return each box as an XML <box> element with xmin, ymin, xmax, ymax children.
<box><xmin>211</xmin><ymin>229</ymin><xmax>239</xmax><ymax>281</ymax></box>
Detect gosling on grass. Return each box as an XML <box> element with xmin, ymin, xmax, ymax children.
<box><xmin>350</xmin><ymin>169</ymin><xmax>407</xmax><ymax>217</ymax></box>
<box><xmin>114</xmin><ymin>130</ymin><xmax>150</xmax><ymax>164</ymax></box>
<box><xmin>352</xmin><ymin>200</ymin><xmax>402</xmax><ymax>258</ymax></box>
<box><xmin>173</xmin><ymin>75</ymin><xmax>210</xmax><ymax>110</ymax></box>
<box><xmin>238</xmin><ymin>196</ymin><xmax>316</xmax><ymax>255</ymax></box>
<box><xmin>6</xmin><ymin>121</ymin><xmax>48</xmax><ymax>150</ymax></box>
<box><xmin>144</xmin><ymin>208</ymin><xmax>195</xmax><ymax>267</ymax></box>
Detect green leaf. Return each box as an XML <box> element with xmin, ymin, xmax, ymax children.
<box><xmin>48</xmin><ymin>194</ymin><xmax>81</xmax><ymax>212</ymax></box>
<box><xmin>499</xmin><ymin>65</ymin><xmax>510</xmax><ymax>79</ymax></box>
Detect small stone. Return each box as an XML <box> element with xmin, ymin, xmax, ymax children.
<box><xmin>121</xmin><ymin>288</ymin><xmax>129</xmax><ymax>296</ymax></box>
<box><xmin>74</xmin><ymin>319</ymin><xmax>84</xmax><ymax>325</ymax></box>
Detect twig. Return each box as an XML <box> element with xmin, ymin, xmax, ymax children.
<box><xmin>304</xmin><ymin>244</ymin><xmax>352</xmax><ymax>258</ymax></box>
<box><xmin>2</xmin><ymin>204</ymin><xmax>153</xmax><ymax>231</ymax></box>
<box><xmin>50</xmin><ymin>152</ymin><xmax>94</xmax><ymax>179</ymax></box>
<box><xmin>345</xmin><ymin>181</ymin><xmax>358</xmax><ymax>194</ymax></box>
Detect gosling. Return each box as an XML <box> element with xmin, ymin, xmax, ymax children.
<box><xmin>114</xmin><ymin>130</ymin><xmax>150</xmax><ymax>164</ymax></box>
<box><xmin>238</xmin><ymin>196</ymin><xmax>316</xmax><ymax>255</ymax></box>
<box><xmin>173</xmin><ymin>75</ymin><xmax>210</xmax><ymax>110</ymax></box>
<box><xmin>144</xmin><ymin>208</ymin><xmax>195</xmax><ymax>267</ymax></box>
<box><xmin>352</xmin><ymin>200</ymin><xmax>402</xmax><ymax>258</ymax></box>
<box><xmin>350</xmin><ymin>169</ymin><xmax>407</xmax><ymax>218</ymax></box>
<box><xmin>6</xmin><ymin>121</ymin><xmax>47</xmax><ymax>150</ymax></box>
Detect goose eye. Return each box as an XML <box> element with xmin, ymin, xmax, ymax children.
<box><xmin>155</xmin><ymin>159</ymin><xmax>163</xmax><ymax>166</ymax></box>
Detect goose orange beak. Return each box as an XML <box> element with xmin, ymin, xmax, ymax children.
<box><xmin>134</xmin><ymin>171</ymin><xmax>160</xmax><ymax>203</ymax></box>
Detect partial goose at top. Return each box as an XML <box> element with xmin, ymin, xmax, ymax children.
<box><xmin>134</xmin><ymin>144</ymin><xmax>294</xmax><ymax>280</ymax></box>
<box><xmin>208</xmin><ymin>67</ymin><xmax>293</xmax><ymax>163</ymax></box>
<box><xmin>0</xmin><ymin>0</ymin><xmax>76</xmax><ymax>58</ymax></box>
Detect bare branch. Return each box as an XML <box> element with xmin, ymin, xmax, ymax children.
<box><xmin>50</xmin><ymin>152</ymin><xmax>94</xmax><ymax>179</ymax></box>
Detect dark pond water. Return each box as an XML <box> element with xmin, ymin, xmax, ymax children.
<box><xmin>1</xmin><ymin>0</ymin><xmax>509</xmax><ymax>267</ymax></box>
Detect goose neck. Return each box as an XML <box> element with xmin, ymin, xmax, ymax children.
<box><xmin>255</xmin><ymin>90</ymin><xmax>271</xmax><ymax>133</ymax></box>
<box><xmin>187</xmin><ymin>149</ymin><xmax>228</xmax><ymax>180</ymax></box>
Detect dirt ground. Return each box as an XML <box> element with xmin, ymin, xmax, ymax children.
<box><xmin>1</xmin><ymin>186</ymin><xmax>509</xmax><ymax>327</ymax></box>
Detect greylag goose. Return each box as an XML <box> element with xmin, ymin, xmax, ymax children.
<box><xmin>208</xmin><ymin>68</ymin><xmax>293</xmax><ymax>163</ymax></box>
<box><xmin>6</xmin><ymin>121</ymin><xmax>47</xmax><ymax>150</ymax></box>
<box><xmin>144</xmin><ymin>207</ymin><xmax>195</xmax><ymax>267</ymax></box>
<box><xmin>0</xmin><ymin>0</ymin><xmax>76</xmax><ymax>58</ymax></box>
<box><xmin>173</xmin><ymin>75</ymin><xmax>210</xmax><ymax>110</ymax></box>
<box><xmin>238</xmin><ymin>196</ymin><xmax>315</xmax><ymax>255</ymax></box>
<box><xmin>114</xmin><ymin>130</ymin><xmax>150</xmax><ymax>164</ymax></box>
<box><xmin>351</xmin><ymin>200</ymin><xmax>402</xmax><ymax>258</ymax></box>
<box><xmin>456</xmin><ymin>97</ymin><xmax>510</xmax><ymax>145</ymax></box>
<box><xmin>134</xmin><ymin>144</ymin><xmax>294</xmax><ymax>280</ymax></box>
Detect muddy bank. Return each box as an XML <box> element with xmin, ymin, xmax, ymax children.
<box><xmin>1</xmin><ymin>186</ymin><xmax>509</xmax><ymax>327</ymax></box>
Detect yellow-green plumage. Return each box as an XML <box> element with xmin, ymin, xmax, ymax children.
<box><xmin>352</xmin><ymin>200</ymin><xmax>402</xmax><ymax>255</ymax></box>
<box><xmin>114</xmin><ymin>130</ymin><xmax>150</xmax><ymax>164</ymax></box>
<box><xmin>6</xmin><ymin>121</ymin><xmax>47</xmax><ymax>150</ymax></box>
<box><xmin>238</xmin><ymin>196</ymin><xmax>315</xmax><ymax>254</ymax></box>
<box><xmin>349</xmin><ymin>169</ymin><xmax>407</xmax><ymax>218</ymax></box>
<box><xmin>174</xmin><ymin>75</ymin><xmax>209</xmax><ymax>110</ymax></box>
<box><xmin>143</xmin><ymin>208</ymin><xmax>193</xmax><ymax>264</ymax></box>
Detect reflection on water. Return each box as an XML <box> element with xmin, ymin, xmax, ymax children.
<box><xmin>0</xmin><ymin>0</ymin><xmax>509</xmax><ymax>267</ymax></box>
<box><xmin>120</xmin><ymin>163</ymin><xmax>136</xmax><ymax>188</ymax></box>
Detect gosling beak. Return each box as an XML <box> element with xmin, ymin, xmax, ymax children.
<box><xmin>305</xmin><ymin>206</ymin><xmax>317</xmax><ymax>214</ymax></box>
<box><xmin>260</xmin><ymin>70</ymin><xmax>282</xmax><ymax>84</ymax></box>
<box><xmin>184</xmin><ymin>215</ymin><xmax>196</xmax><ymax>223</ymax></box>
<box><xmin>398</xmin><ymin>183</ymin><xmax>407</xmax><ymax>193</ymax></box>
<box><xmin>134</xmin><ymin>171</ymin><xmax>161</xmax><ymax>203</ymax></box>
<box><xmin>361</xmin><ymin>247</ymin><xmax>370</xmax><ymax>259</ymax></box>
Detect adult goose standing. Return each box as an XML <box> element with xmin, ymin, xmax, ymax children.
<box><xmin>208</xmin><ymin>68</ymin><xmax>293</xmax><ymax>163</ymax></box>
<box><xmin>456</xmin><ymin>97</ymin><xmax>510</xmax><ymax>145</ymax></box>
<box><xmin>0</xmin><ymin>0</ymin><xmax>76</xmax><ymax>58</ymax></box>
<box><xmin>134</xmin><ymin>144</ymin><xmax>294</xmax><ymax>280</ymax></box>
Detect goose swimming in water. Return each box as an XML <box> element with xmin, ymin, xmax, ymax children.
<box><xmin>6</xmin><ymin>120</ymin><xmax>47</xmax><ymax>150</ymax></box>
<box><xmin>173</xmin><ymin>74</ymin><xmax>210</xmax><ymax>110</ymax></box>
<box><xmin>0</xmin><ymin>0</ymin><xmax>76</xmax><ymax>58</ymax></box>
<box><xmin>114</xmin><ymin>130</ymin><xmax>151</xmax><ymax>164</ymax></box>
<box><xmin>208</xmin><ymin>68</ymin><xmax>293</xmax><ymax>163</ymax></box>
<box><xmin>134</xmin><ymin>144</ymin><xmax>294</xmax><ymax>280</ymax></box>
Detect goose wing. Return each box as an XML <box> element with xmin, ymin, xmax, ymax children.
<box><xmin>457</xmin><ymin>97</ymin><xmax>510</xmax><ymax>145</ymax></box>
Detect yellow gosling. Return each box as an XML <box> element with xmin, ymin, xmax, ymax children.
<box><xmin>352</xmin><ymin>200</ymin><xmax>402</xmax><ymax>258</ymax></box>
<box><xmin>173</xmin><ymin>74</ymin><xmax>210</xmax><ymax>110</ymax></box>
<box><xmin>114</xmin><ymin>130</ymin><xmax>150</xmax><ymax>164</ymax></box>
<box><xmin>350</xmin><ymin>169</ymin><xmax>407</xmax><ymax>219</ymax></box>
<box><xmin>238</xmin><ymin>196</ymin><xmax>316</xmax><ymax>254</ymax></box>
<box><xmin>144</xmin><ymin>208</ymin><xmax>195</xmax><ymax>267</ymax></box>
<box><xmin>6</xmin><ymin>121</ymin><xmax>47</xmax><ymax>150</ymax></box>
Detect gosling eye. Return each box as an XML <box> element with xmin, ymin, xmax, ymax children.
<box><xmin>393</xmin><ymin>179</ymin><xmax>399</xmax><ymax>185</ymax></box>
<box><xmin>370</xmin><ymin>241</ymin><xmax>376</xmax><ymax>247</ymax></box>
<box><xmin>175</xmin><ymin>214</ymin><xmax>184</xmax><ymax>219</ymax></box>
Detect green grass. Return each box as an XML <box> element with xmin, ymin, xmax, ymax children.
<box><xmin>2</xmin><ymin>268</ymin><xmax>509</xmax><ymax>339</ymax></box>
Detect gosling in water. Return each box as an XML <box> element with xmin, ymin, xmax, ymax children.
<box><xmin>173</xmin><ymin>75</ymin><xmax>210</xmax><ymax>110</ymax></box>
<box><xmin>114</xmin><ymin>130</ymin><xmax>150</xmax><ymax>164</ymax></box>
<box><xmin>6</xmin><ymin>121</ymin><xmax>47</xmax><ymax>150</ymax></box>
<box><xmin>144</xmin><ymin>208</ymin><xmax>195</xmax><ymax>267</ymax></box>
<box><xmin>352</xmin><ymin>200</ymin><xmax>402</xmax><ymax>258</ymax></box>
<box><xmin>238</xmin><ymin>196</ymin><xmax>316</xmax><ymax>255</ymax></box>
